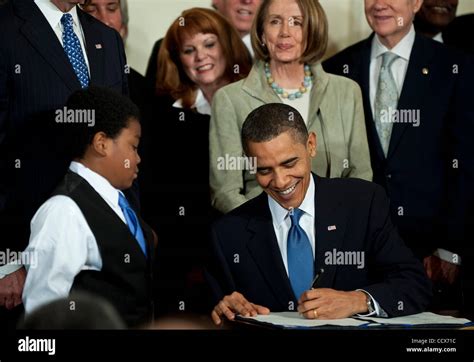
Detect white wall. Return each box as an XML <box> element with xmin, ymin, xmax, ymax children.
<box><xmin>126</xmin><ymin>0</ymin><xmax>474</xmax><ymax>75</ymax></box>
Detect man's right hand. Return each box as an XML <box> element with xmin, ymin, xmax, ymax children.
<box><xmin>211</xmin><ymin>291</ymin><xmax>270</xmax><ymax>326</ymax></box>
<box><xmin>0</xmin><ymin>267</ymin><xmax>26</xmax><ymax>309</ymax></box>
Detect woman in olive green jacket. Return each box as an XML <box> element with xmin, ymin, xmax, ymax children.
<box><xmin>209</xmin><ymin>0</ymin><xmax>372</xmax><ymax>213</ymax></box>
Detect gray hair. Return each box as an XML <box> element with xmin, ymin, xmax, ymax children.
<box><xmin>120</xmin><ymin>0</ymin><xmax>129</xmax><ymax>27</ymax></box>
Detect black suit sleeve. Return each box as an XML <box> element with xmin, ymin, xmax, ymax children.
<box><xmin>144</xmin><ymin>39</ymin><xmax>162</xmax><ymax>91</ymax></box>
<box><xmin>443</xmin><ymin>55</ymin><xmax>474</xmax><ymax>257</ymax></box>
<box><xmin>363</xmin><ymin>186</ymin><xmax>432</xmax><ymax>316</ymax></box>
<box><xmin>322</xmin><ymin>52</ymin><xmax>347</xmax><ymax>77</ymax></box>
<box><xmin>114</xmin><ymin>29</ymin><xmax>129</xmax><ymax>97</ymax></box>
<box><xmin>0</xmin><ymin>44</ymin><xmax>8</xmax><ymax>211</ymax></box>
<box><xmin>204</xmin><ymin>225</ymin><xmax>237</xmax><ymax>306</ymax></box>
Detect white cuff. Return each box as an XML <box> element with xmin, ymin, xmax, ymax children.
<box><xmin>433</xmin><ymin>249</ymin><xmax>461</xmax><ymax>265</ymax></box>
<box><xmin>356</xmin><ymin>289</ymin><xmax>388</xmax><ymax>318</ymax></box>
<box><xmin>0</xmin><ymin>263</ymin><xmax>23</xmax><ymax>279</ymax></box>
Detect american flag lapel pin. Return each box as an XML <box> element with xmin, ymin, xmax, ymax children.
<box><xmin>327</xmin><ymin>225</ymin><xmax>336</xmax><ymax>231</ymax></box>
<box><xmin>95</xmin><ymin>44</ymin><xmax>103</xmax><ymax>49</ymax></box>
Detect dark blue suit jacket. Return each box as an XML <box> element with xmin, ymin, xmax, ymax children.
<box><xmin>0</xmin><ymin>0</ymin><xmax>129</xmax><ymax>252</ymax></box>
<box><xmin>207</xmin><ymin>175</ymin><xmax>431</xmax><ymax>317</ymax></box>
<box><xmin>415</xmin><ymin>14</ymin><xmax>474</xmax><ymax>55</ymax></box>
<box><xmin>323</xmin><ymin>34</ymin><xmax>474</xmax><ymax>258</ymax></box>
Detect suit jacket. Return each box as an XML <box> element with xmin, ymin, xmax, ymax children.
<box><xmin>323</xmin><ymin>33</ymin><xmax>474</xmax><ymax>257</ymax></box>
<box><xmin>444</xmin><ymin>14</ymin><xmax>474</xmax><ymax>55</ymax></box>
<box><xmin>145</xmin><ymin>38</ymin><xmax>162</xmax><ymax>93</ymax></box>
<box><xmin>415</xmin><ymin>14</ymin><xmax>474</xmax><ymax>55</ymax></box>
<box><xmin>0</xmin><ymin>0</ymin><xmax>129</xmax><ymax>253</ymax></box>
<box><xmin>207</xmin><ymin>175</ymin><xmax>432</xmax><ymax>317</ymax></box>
<box><xmin>209</xmin><ymin>60</ymin><xmax>373</xmax><ymax>214</ymax></box>
<box><xmin>140</xmin><ymin>95</ymin><xmax>218</xmax><ymax>313</ymax></box>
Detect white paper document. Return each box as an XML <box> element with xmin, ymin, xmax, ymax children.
<box><xmin>237</xmin><ymin>312</ymin><xmax>471</xmax><ymax>329</ymax></box>
<box><xmin>237</xmin><ymin>312</ymin><xmax>368</xmax><ymax>327</ymax></box>
<box><xmin>357</xmin><ymin>312</ymin><xmax>471</xmax><ymax>326</ymax></box>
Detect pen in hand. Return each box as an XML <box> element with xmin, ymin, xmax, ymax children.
<box><xmin>311</xmin><ymin>268</ymin><xmax>325</xmax><ymax>289</ymax></box>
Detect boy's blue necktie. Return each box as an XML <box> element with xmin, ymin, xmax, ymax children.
<box><xmin>118</xmin><ymin>193</ymin><xmax>147</xmax><ymax>257</ymax></box>
<box><xmin>287</xmin><ymin>208</ymin><xmax>314</xmax><ymax>300</ymax></box>
<box><xmin>61</xmin><ymin>13</ymin><xmax>90</xmax><ymax>89</ymax></box>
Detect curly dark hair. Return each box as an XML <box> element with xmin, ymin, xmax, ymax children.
<box><xmin>63</xmin><ymin>86</ymin><xmax>140</xmax><ymax>159</ymax></box>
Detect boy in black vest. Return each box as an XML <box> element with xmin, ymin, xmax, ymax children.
<box><xmin>22</xmin><ymin>87</ymin><xmax>155</xmax><ymax>328</ymax></box>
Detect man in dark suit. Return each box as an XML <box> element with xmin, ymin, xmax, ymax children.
<box><xmin>207</xmin><ymin>104</ymin><xmax>431</xmax><ymax>325</ymax></box>
<box><xmin>414</xmin><ymin>0</ymin><xmax>474</xmax><ymax>54</ymax></box>
<box><xmin>323</xmin><ymin>0</ymin><xmax>474</xmax><ymax>311</ymax></box>
<box><xmin>0</xmin><ymin>0</ymin><xmax>128</xmax><ymax>324</ymax></box>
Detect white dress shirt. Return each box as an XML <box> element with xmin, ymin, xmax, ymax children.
<box><xmin>369</xmin><ymin>25</ymin><xmax>415</xmax><ymax>117</ymax></box>
<box><xmin>370</xmin><ymin>25</ymin><xmax>459</xmax><ymax>265</ymax></box>
<box><xmin>173</xmin><ymin>88</ymin><xmax>211</xmax><ymax>116</ymax></box>
<box><xmin>34</xmin><ymin>0</ymin><xmax>90</xmax><ymax>73</ymax></box>
<box><xmin>268</xmin><ymin>177</ymin><xmax>385</xmax><ymax>316</ymax></box>
<box><xmin>22</xmin><ymin>161</ymin><xmax>128</xmax><ymax>313</ymax></box>
<box><xmin>242</xmin><ymin>33</ymin><xmax>254</xmax><ymax>59</ymax></box>
<box><xmin>433</xmin><ymin>32</ymin><xmax>444</xmax><ymax>43</ymax></box>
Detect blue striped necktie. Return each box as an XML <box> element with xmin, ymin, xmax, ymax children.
<box><xmin>61</xmin><ymin>13</ymin><xmax>90</xmax><ymax>89</ymax></box>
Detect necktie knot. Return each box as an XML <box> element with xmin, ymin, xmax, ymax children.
<box><xmin>381</xmin><ymin>52</ymin><xmax>398</xmax><ymax>69</ymax></box>
<box><xmin>118</xmin><ymin>192</ymin><xmax>130</xmax><ymax>210</ymax></box>
<box><xmin>61</xmin><ymin>13</ymin><xmax>73</xmax><ymax>29</ymax></box>
<box><xmin>289</xmin><ymin>208</ymin><xmax>304</xmax><ymax>225</ymax></box>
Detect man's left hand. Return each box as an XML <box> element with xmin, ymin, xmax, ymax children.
<box><xmin>297</xmin><ymin>288</ymin><xmax>367</xmax><ymax>319</ymax></box>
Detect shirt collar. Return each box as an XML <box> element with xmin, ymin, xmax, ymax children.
<box><xmin>242</xmin><ymin>33</ymin><xmax>254</xmax><ymax>58</ymax></box>
<box><xmin>433</xmin><ymin>32</ymin><xmax>444</xmax><ymax>43</ymax></box>
<box><xmin>34</xmin><ymin>0</ymin><xmax>80</xmax><ymax>31</ymax></box>
<box><xmin>268</xmin><ymin>175</ymin><xmax>315</xmax><ymax>227</ymax></box>
<box><xmin>172</xmin><ymin>88</ymin><xmax>211</xmax><ymax>116</ymax></box>
<box><xmin>69</xmin><ymin>161</ymin><xmax>122</xmax><ymax>208</ymax></box>
<box><xmin>371</xmin><ymin>24</ymin><xmax>415</xmax><ymax>62</ymax></box>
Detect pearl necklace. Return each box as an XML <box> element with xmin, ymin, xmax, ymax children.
<box><xmin>264</xmin><ymin>63</ymin><xmax>313</xmax><ymax>100</ymax></box>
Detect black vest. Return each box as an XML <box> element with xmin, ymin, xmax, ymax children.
<box><xmin>52</xmin><ymin>171</ymin><xmax>154</xmax><ymax>327</ymax></box>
